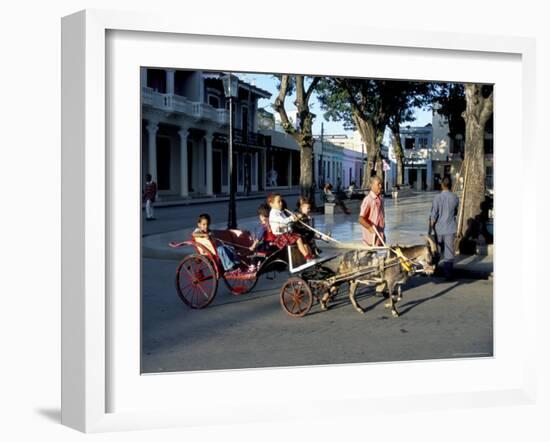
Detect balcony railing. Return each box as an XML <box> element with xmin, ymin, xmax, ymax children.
<box><xmin>142</xmin><ymin>87</ymin><xmax>229</xmax><ymax>125</ymax></box>
<box><xmin>233</xmin><ymin>128</ymin><xmax>271</xmax><ymax>147</ymax></box>
<box><xmin>216</xmin><ymin>129</ymin><xmax>271</xmax><ymax>149</ymax></box>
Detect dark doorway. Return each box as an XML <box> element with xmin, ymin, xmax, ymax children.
<box><xmin>258</xmin><ymin>152</ymin><xmax>264</xmax><ymax>191</ymax></box>
<box><xmin>421</xmin><ymin>169</ymin><xmax>427</xmax><ymax>190</ymax></box>
<box><xmin>434</xmin><ymin>173</ymin><xmax>441</xmax><ymax>190</ymax></box>
<box><xmin>243</xmin><ymin>153</ymin><xmax>251</xmax><ymax>195</ymax></box>
<box><xmin>443</xmin><ymin>165</ymin><xmax>451</xmax><ymax>182</ymax></box>
<box><xmin>242</xmin><ymin>107</ymin><xmax>249</xmax><ymax>141</ymax></box>
<box><xmin>147</xmin><ymin>69</ymin><xmax>167</xmax><ymax>93</ymax></box>
<box><xmin>213</xmin><ymin>150</ymin><xmax>222</xmax><ymax>194</ymax></box>
<box><xmin>409</xmin><ymin>168</ymin><xmax>418</xmax><ymax>189</ymax></box>
<box><xmin>157</xmin><ymin>137</ymin><xmax>171</xmax><ymax>190</ymax></box>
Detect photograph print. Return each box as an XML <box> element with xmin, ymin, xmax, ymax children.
<box><xmin>140</xmin><ymin>68</ymin><xmax>494</xmax><ymax>373</ymax></box>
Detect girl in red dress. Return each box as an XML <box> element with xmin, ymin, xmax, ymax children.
<box><xmin>267</xmin><ymin>193</ymin><xmax>314</xmax><ymax>261</ymax></box>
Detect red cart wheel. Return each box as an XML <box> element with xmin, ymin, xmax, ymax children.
<box><xmin>176</xmin><ymin>254</ymin><xmax>218</xmax><ymax>309</ymax></box>
<box><xmin>279</xmin><ymin>277</ymin><xmax>313</xmax><ymax>317</ymax></box>
<box><xmin>223</xmin><ymin>270</ymin><xmax>258</xmax><ymax>295</ymax></box>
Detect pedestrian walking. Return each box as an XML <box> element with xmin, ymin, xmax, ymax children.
<box><xmin>323</xmin><ymin>183</ymin><xmax>351</xmax><ymax>214</ymax></box>
<box><xmin>429</xmin><ymin>176</ymin><xmax>459</xmax><ymax>280</ymax></box>
<box><xmin>358</xmin><ymin>175</ymin><xmax>385</xmax><ymax>246</ymax></box>
<box><xmin>143</xmin><ymin>173</ymin><xmax>157</xmax><ymax>221</ymax></box>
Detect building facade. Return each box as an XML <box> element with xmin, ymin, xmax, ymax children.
<box><xmin>142</xmin><ymin>68</ymin><xmax>434</xmax><ymax>200</ymax></box>
<box><xmin>431</xmin><ymin>108</ymin><xmax>493</xmax><ymax>191</ymax></box>
<box><xmin>315</xmin><ymin>132</ymin><xmax>365</xmax><ymax>189</ymax></box>
<box><xmin>395</xmin><ymin>123</ymin><xmax>434</xmax><ymax>191</ymax></box>
<box><xmin>388</xmin><ymin>111</ymin><xmax>494</xmax><ymax>192</ymax></box>
<box><xmin>141</xmin><ymin>69</ymin><xmax>272</xmax><ymax>199</ymax></box>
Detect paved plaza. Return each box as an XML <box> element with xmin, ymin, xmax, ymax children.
<box><xmin>141</xmin><ymin>192</ymin><xmax>493</xmax><ymax>373</ymax></box>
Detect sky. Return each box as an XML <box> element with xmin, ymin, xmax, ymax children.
<box><xmin>236</xmin><ymin>72</ymin><xmax>433</xmax><ymax>136</ymax></box>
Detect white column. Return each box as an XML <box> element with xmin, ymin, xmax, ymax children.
<box><xmin>178</xmin><ymin>127</ymin><xmax>189</xmax><ymax>197</ymax></box>
<box><xmin>404</xmin><ymin>167</ymin><xmax>410</xmax><ymax>186</ymax></box>
<box><xmin>261</xmin><ymin>151</ymin><xmax>267</xmax><ymax>190</ymax></box>
<box><xmin>288</xmin><ymin>152</ymin><xmax>293</xmax><ymax>188</ymax></box>
<box><xmin>146</xmin><ymin>121</ymin><xmax>159</xmax><ymax>182</ymax></box>
<box><xmin>141</xmin><ymin>67</ymin><xmax>147</xmax><ymax>88</ymax></box>
<box><xmin>166</xmin><ymin>69</ymin><xmax>175</xmax><ymax>94</ymax></box>
<box><xmin>205</xmin><ymin>131</ymin><xmax>214</xmax><ymax>195</ymax></box>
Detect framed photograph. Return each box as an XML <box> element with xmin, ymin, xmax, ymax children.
<box><xmin>62</xmin><ymin>9</ymin><xmax>537</xmax><ymax>433</ymax></box>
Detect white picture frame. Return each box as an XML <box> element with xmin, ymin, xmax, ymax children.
<box><xmin>61</xmin><ymin>9</ymin><xmax>537</xmax><ymax>433</ymax></box>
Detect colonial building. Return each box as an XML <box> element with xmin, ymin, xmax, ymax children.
<box><xmin>389</xmin><ymin>110</ymin><xmax>493</xmax><ymax>192</ymax></box>
<box><xmin>141</xmin><ymin>68</ymin><xmax>404</xmax><ymax>199</ymax></box>
<box><xmin>141</xmin><ymin>69</ymin><xmax>272</xmax><ymax>199</ymax></box>
<box><xmin>431</xmin><ymin>108</ymin><xmax>493</xmax><ymax>191</ymax></box>
<box><xmin>396</xmin><ymin>123</ymin><xmax>434</xmax><ymax>191</ymax></box>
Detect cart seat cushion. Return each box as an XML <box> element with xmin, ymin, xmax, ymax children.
<box><xmin>211</xmin><ymin>229</ymin><xmax>254</xmax><ymax>249</ymax></box>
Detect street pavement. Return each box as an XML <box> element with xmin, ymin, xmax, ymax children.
<box><xmin>141</xmin><ymin>257</ymin><xmax>493</xmax><ymax>373</ymax></box>
<box><xmin>140</xmin><ymin>192</ymin><xmax>494</xmax><ymax>373</ymax></box>
<box><xmin>142</xmin><ymin>192</ymin><xmax>438</xmax><ymax>255</ymax></box>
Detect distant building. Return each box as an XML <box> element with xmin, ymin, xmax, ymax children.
<box><xmin>313</xmin><ymin>133</ymin><xmax>364</xmax><ymax>190</ymax></box>
<box><xmin>397</xmin><ymin>123</ymin><xmax>434</xmax><ymax>191</ymax></box>
<box><xmin>431</xmin><ymin>106</ymin><xmax>493</xmax><ymax>191</ymax></box>
<box><xmin>388</xmin><ymin>108</ymin><xmax>494</xmax><ymax>193</ymax></box>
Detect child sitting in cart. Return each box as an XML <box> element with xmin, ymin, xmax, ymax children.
<box><xmin>267</xmin><ymin>193</ymin><xmax>315</xmax><ymax>261</ymax></box>
<box><xmin>294</xmin><ymin>196</ymin><xmax>321</xmax><ymax>255</ymax></box>
<box><xmin>249</xmin><ymin>204</ymin><xmax>276</xmax><ymax>254</ymax></box>
<box><xmin>192</xmin><ymin>213</ymin><xmax>238</xmax><ymax>272</ymax></box>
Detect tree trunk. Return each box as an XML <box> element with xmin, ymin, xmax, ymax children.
<box><xmin>376</xmin><ymin>151</ymin><xmax>384</xmax><ymax>180</ymax></box>
<box><xmin>460</xmin><ymin>121</ymin><xmax>486</xmax><ymax>237</ymax></box>
<box><xmin>273</xmin><ymin>74</ymin><xmax>319</xmax><ymax>206</ymax></box>
<box><xmin>355</xmin><ymin>117</ymin><xmax>381</xmax><ymax>186</ymax></box>
<box><xmin>361</xmin><ymin>162</ymin><xmax>370</xmax><ymax>189</ymax></box>
<box><xmin>299</xmin><ymin>141</ymin><xmax>314</xmax><ymax>203</ymax></box>
<box><xmin>458</xmin><ymin>83</ymin><xmax>493</xmax><ymax>239</ymax></box>
<box><xmin>297</xmin><ymin>108</ymin><xmax>315</xmax><ymax>205</ymax></box>
<box><xmin>391</xmin><ymin>124</ymin><xmax>404</xmax><ymax>186</ymax></box>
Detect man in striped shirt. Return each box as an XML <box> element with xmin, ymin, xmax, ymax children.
<box><xmin>359</xmin><ymin>176</ymin><xmax>385</xmax><ymax>246</ymax></box>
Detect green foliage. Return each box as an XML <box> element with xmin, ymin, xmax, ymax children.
<box><xmin>316</xmin><ymin>77</ymin><xmax>437</xmax><ymax>131</ymax></box>
<box><xmin>315</xmin><ymin>77</ymin><xmax>356</xmax><ymax>130</ymax></box>
<box><xmin>434</xmin><ymin>83</ymin><xmax>493</xmax><ymax>137</ymax></box>
<box><xmin>433</xmin><ymin>83</ymin><xmax>466</xmax><ymax>138</ymax></box>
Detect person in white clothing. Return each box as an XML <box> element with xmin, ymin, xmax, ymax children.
<box><xmin>267</xmin><ymin>193</ymin><xmax>314</xmax><ymax>260</ymax></box>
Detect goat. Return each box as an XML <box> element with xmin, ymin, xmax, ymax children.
<box><xmin>346</xmin><ymin>236</ymin><xmax>438</xmax><ymax>317</ymax></box>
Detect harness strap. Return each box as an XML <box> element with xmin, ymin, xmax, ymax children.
<box><xmin>395</xmin><ymin>247</ymin><xmax>414</xmax><ymax>272</ymax></box>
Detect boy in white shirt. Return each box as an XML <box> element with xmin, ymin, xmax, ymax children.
<box><xmin>267</xmin><ymin>193</ymin><xmax>314</xmax><ymax>261</ymax></box>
